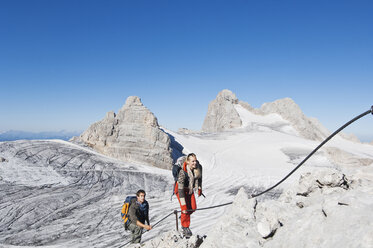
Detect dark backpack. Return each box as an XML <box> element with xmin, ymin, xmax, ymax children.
<box><xmin>172</xmin><ymin>155</ymin><xmax>186</xmax><ymax>181</ymax></box>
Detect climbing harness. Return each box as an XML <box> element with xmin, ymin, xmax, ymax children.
<box><xmin>123</xmin><ymin>106</ymin><xmax>372</xmax><ymax>246</ymax></box>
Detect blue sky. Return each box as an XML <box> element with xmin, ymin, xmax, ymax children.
<box><xmin>1</xmin><ymin>0</ymin><xmax>372</xmax><ymax>141</ymax></box>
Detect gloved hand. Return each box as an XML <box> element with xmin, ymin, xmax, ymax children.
<box><xmin>198</xmin><ymin>188</ymin><xmax>202</xmax><ymax>197</ymax></box>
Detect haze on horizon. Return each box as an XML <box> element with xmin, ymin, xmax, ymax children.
<box><xmin>0</xmin><ymin>1</ymin><xmax>372</xmax><ymax>141</ymax></box>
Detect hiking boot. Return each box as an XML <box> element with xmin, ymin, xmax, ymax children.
<box><xmin>187</xmin><ymin>227</ymin><xmax>192</xmax><ymax>236</ymax></box>
<box><xmin>182</xmin><ymin>227</ymin><xmax>192</xmax><ymax>238</ymax></box>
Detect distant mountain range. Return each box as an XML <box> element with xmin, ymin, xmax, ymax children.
<box><xmin>0</xmin><ymin>130</ymin><xmax>81</xmax><ymax>141</ymax></box>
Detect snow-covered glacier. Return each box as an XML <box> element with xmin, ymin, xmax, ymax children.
<box><xmin>1</xmin><ymin>97</ymin><xmax>373</xmax><ymax>248</ymax></box>
<box><xmin>0</xmin><ymin>140</ymin><xmax>176</xmax><ymax>248</ymax></box>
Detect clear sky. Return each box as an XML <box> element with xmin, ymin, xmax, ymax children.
<box><xmin>1</xmin><ymin>0</ymin><xmax>372</xmax><ymax>141</ymax></box>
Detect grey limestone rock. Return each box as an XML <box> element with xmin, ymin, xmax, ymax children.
<box><xmin>202</xmin><ymin>90</ymin><xmax>330</xmax><ymax>141</ymax></box>
<box><xmin>79</xmin><ymin>96</ymin><xmax>173</xmax><ymax>169</ymax></box>
<box><xmin>258</xmin><ymin>98</ymin><xmax>330</xmax><ymax>141</ymax></box>
<box><xmin>203</xmin><ymin>90</ymin><xmax>361</xmax><ymax>143</ymax></box>
<box><xmin>202</xmin><ymin>89</ymin><xmax>242</xmax><ymax>132</ymax></box>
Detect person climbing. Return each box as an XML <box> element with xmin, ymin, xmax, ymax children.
<box><xmin>175</xmin><ymin>153</ymin><xmax>203</xmax><ymax>238</ymax></box>
<box><xmin>126</xmin><ymin>189</ymin><xmax>152</xmax><ymax>244</ymax></box>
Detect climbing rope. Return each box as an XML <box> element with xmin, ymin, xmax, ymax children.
<box><xmin>123</xmin><ymin>106</ymin><xmax>372</xmax><ymax>246</ymax></box>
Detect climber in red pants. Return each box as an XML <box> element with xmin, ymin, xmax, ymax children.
<box><xmin>175</xmin><ymin>153</ymin><xmax>203</xmax><ymax>238</ymax></box>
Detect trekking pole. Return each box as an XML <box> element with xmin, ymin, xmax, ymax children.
<box><xmin>174</xmin><ymin>210</ymin><xmax>179</xmax><ymax>231</ymax></box>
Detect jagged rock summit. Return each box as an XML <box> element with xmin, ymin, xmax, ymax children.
<box><xmin>202</xmin><ymin>89</ymin><xmax>242</xmax><ymax>132</ymax></box>
<box><xmin>78</xmin><ymin>96</ymin><xmax>173</xmax><ymax>169</ymax></box>
<box><xmin>258</xmin><ymin>98</ymin><xmax>330</xmax><ymax>141</ymax></box>
<box><xmin>202</xmin><ymin>89</ymin><xmax>330</xmax><ymax>141</ymax></box>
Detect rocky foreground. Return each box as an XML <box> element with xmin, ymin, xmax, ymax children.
<box><xmin>139</xmin><ymin>168</ymin><xmax>373</xmax><ymax>248</ymax></box>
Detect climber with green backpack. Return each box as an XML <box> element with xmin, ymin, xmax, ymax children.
<box><xmin>121</xmin><ymin>189</ymin><xmax>151</xmax><ymax>244</ymax></box>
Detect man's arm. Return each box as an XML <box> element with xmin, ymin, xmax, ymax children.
<box><xmin>136</xmin><ymin>220</ymin><xmax>152</xmax><ymax>231</ymax></box>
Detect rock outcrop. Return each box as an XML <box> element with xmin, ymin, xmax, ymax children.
<box><xmin>202</xmin><ymin>89</ymin><xmax>242</xmax><ymax>132</ymax></box>
<box><xmin>78</xmin><ymin>96</ymin><xmax>173</xmax><ymax>169</ymax></box>
<box><xmin>257</xmin><ymin>98</ymin><xmax>330</xmax><ymax>141</ymax></box>
<box><xmin>0</xmin><ymin>157</ymin><xmax>8</xmax><ymax>162</ymax></box>
<box><xmin>200</xmin><ymin>169</ymin><xmax>373</xmax><ymax>248</ymax></box>
<box><xmin>202</xmin><ymin>90</ymin><xmax>330</xmax><ymax>141</ymax></box>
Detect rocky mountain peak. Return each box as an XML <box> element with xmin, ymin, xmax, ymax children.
<box><xmin>258</xmin><ymin>97</ymin><xmax>329</xmax><ymax>141</ymax></box>
<box><xmin>216</xmin><ymin>89</ymin><xmax>239</xmax><ymax>104</ymax></box>
<box><xmin>117</xmin><ymin>96</ymin><xmax>158</xmax><ymax>127</ymax></box>
<box><xmin>202</xmin><ymin>89</ymin><xmax>331</xmax><ymax>141</ymax></box>
<box><xmin>260</xmin><ymin>97</ymin><xmax>302</xmax><ymax>117</ymax></box>
<box><xmin>78</xmin><ymin>96</ymin><xmax>173</xmax><ymax>169</ymax></box>
<box><xmin>123</xmin><ymin>95</ymin><xmax>143</xmax><ymax>107</ymax></box>
<box><xmin>202</xmin><ymin>89</ymin><xmax>242</xmax><ymax>132</ymax></box>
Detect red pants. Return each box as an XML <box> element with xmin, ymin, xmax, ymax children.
<box><xmin>176</xmin><ymin>190</ymin><xmax>197</xmax><ymax>228</ymax></box>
